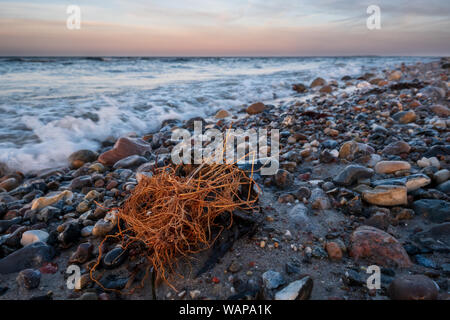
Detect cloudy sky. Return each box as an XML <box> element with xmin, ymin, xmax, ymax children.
<box><xmin>1</xmin><ymin>0</ymin><xmax>449</xmax><ymax>56</ymax></box>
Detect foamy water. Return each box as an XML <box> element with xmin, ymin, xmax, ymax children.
<box><xmin>0</xmin><ymin>56</ymin><xmax>437</xmax><ymax>171</ymax></box>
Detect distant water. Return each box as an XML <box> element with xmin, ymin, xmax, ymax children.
<box><xmin>0</xmin><ymin>56</ymin><xmax>438</xmax><ymax>171</ymax></box>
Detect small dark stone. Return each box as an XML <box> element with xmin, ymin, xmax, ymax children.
<box><xmin>102</xmin><ymin>247</ymin><xmax>128</xmax><ymax>269</ymax></box>
<box><xmin>16</xmin><ymin>269</ymin><xmax>41</xmax><ymax>289</ymax></box>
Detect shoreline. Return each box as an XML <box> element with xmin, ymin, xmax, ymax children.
<box><xmin>0</xmin><ymin>57</ymin><xmax>449</xmax><ymax>300</ymax></box>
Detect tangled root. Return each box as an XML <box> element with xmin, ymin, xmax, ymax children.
<box><xmin>91</xmin><ymin>162</ymin><xmax>259</xmax><ymax>293</ymax></box>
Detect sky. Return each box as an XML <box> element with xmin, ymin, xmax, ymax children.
<box><xmin>0</xmin><ymin>0</ymin><xmax>449</xmax><ymax>56</ymax></box>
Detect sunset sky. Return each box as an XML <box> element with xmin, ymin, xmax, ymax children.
<box><xmin>1</xmin><ymin>0</ymin><xmax>449</xmax><ymax>56</ymax></box>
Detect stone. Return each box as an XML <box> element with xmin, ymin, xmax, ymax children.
<box><xmin>262</xmin><ymin>270</ymin><xmax>285</xmax><ymax>290</ymax></box>
<box><xmin>349</xmin><ymin>226</ymin><xmax>412</xmax><ymax>268</ymax></box>
<box><xmin>365</xmin><ymin>212</ymin><xmax>391</xmax><ymax>230</ymax></box>
<box><xmin>388</xmin><ymin>275</ymin><xmax>438</xmax><ymax>300</ymax></box>
<box><xmin>274</xmin><ymin>276</ymin><xmax>313</xmax><ymax>300</ymax></box>
<box><xmin>89</xmin><ymin>163</ymin><xmax>105</xmax><ymax>173</ymax></box>
<box><xmin>69</xmin><ymin>175</ymin><xmax>92</xmax><ymax>190</ymax></box>
<box><xmin>392</xmin><ymin>111</ymin><xmax>416</xmax><ymax>124</ymax></box>
<box><xmin>292</xmin><ymin>83</ymin><xmax>307</xmax><ymax>93</ymax></box>
<box><xmin>58</xmin><ymin>223</ymin><xmax>81</xmax><ymax>247</ymax></box>
<box><xmin>310</xmin><ymin>188</ymin><xmax>331</xmax><ymax>210</ymax></box>
<box><xmin>0</xmin><ymin>217</ymin><xmax>22</xmax><ymax>233</ymax></box>
<box><xmin>310</xmin><ymin>77</ymin><xmax>326</xmax><ymax>87</ymax></box>
<box><xmin>429</xmin><ymin>104</ymin><xmax>450</xmax><ymax>117</ymax></box>
<box><xmin>98</xmin><ymin>137</ymin><xmax>151</xmax><ymax>166</ymax></box>
<box><xmin>68</xmin><ymin>150</ymin><xmax>98</xmax><ymax>169</ymax></box>
<box><xmin>372</xmin><ymin>174</ymin><xmax>431</xmax><ymax>191</ymax></box>
<box><xmin>81</xmin><ymin>225</ymin><xmax>93</xmax><ymax>237</ymax></box>
<box><xmin>215</xmin><ymin>109</ymin><xmax>230</xmax><ymax>118</ymax></box>
<box><xmin>246</xmin><ymin>102</ymin><xmax>266</xmax><ymax>115</ymax></box>
<box><xmin>113</xmin><ymin>155</ymin><xmax>147</xmax><ymax>169</ymax></box>
<box><xmin>333</xmin><ymin>165</ymin><xmax>374</xmax><ymax>186</ymax></box>
<box><xmin>388</xmin><ymin>70</ymin><xmax>402</xmax><ymax>81</ymax></box>
<box><xmin>31</xmin><ymin>190</ymin><xmax>73</xmax><ymax>211</ymax></box>
<box><xmin>412</xmin><ymin>199</ymin><xmax>450</xmax><ymax>223</ymax></box>
<box><xmin>21</xmin><ymin>230</ymin><xmax>49</xmax><ymax>246</ymax></box>
<box><xmin>423</xmin><ymin>145</ymin><xmax>450</xmax><ymax>158</ymax></box>
<box><xmin>16</xmin><ymin>269</ymin><xmax>41</xmax><ymax>289</ymax></box>
<box><xmin>287</xmin><ymin>204</ymin><xmax>310</xmax><ymax>227</ymax></box>
<box><xmin>78</xmin><ymin>292</ymin><xmax>98</xmax><ymax>300</ymax></box>
<box><xmin>69</xmin><ymin>242</ymin><xmax>93</xmax><ymax>264</ymax></box>
<box><xmin>272</xmin><ymin>169</ymin><xmax>293</xmax><ymax>189</ymax></box>
<box><xmin>103</xmin><ymin>247</ymin><xmax>127</xmax><ymax>269</ymax></box>
<box><xmin>374</xmin><ymin>161</ymin><xmax>411</xmax><ymax>174</ymax></box>
<box><xmin>0</xmin><ymin>177</ymin><xmax>20</xmax><ymax>191</ymax></box>
<box><xmin>92</xmin><ymin>212</ymin><xmax>117</xmax><ymax>237</ymax></box>
<box><xmin>339</xmin><ymin>141</ymin><xmax>374</xmax><ymax>161</ymax></box>
<box><xmin>319</xmin><ymin>85</ymin><xmax>333</xmax><ymax>94</ymax></box>
<box><xmin>0</xmin><ymin>242</ymin><xmax>54</xmax><ymax>274</ymax></box>
<box><xmin>415</xmin><ymin>255</ymin><xmax>437</xmax><ymax>269</ymax></box>
<box><xmin>413</xmin><ymin>223</ymin><xmax>450</xmax><ymax>253</ymax></box>
<box><xmin>433</xmin><ymin>169</ymin><xmax>449</xmax><ymax>185</ymax></box>
<box><xmin>325</xmin><ymin>242</ymin><xmax>343</xmax><ymax>260</ymax></box>
<box><xmin>437</xmin><ymin>180</ymin><xmax>450</xmax><ymax>194</ymax></box>
<box><xmin>362</xmin><ymin>185</ymin><xmax>407</xmax><ymax>206</ymax></box>
<box><xmin>382</xmin><ymin>141</ymin><xmax>410</xmax><ymax>155</ymax></box>
<box><xmin>84</xmin><ymin>190</ymin><xmax>101</xmax><ymax>201</ymax></box>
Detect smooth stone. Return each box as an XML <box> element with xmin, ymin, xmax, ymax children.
<box><xmin>362</xmin><ymin>185</ymin><xmax>407</xmax><ymax>206</ymax></box>
<box><xmin>388</xmin><ymin>275</ymin><xmax>438</xmax><ymax>300</ymax></box>
<box><xmin>16</xmin><ymin>269</ymin><xmax>41</xmax><ymax>289</ymax></box>
<box><xmin>292</xmin><ymin>83</ymin><xmax>307</xmax><ymax>93</ymax></box>
<box><xmin>349</xmin><ymin>226</ymin><xmax>412</xmax><ymax>268</ymax></box>
<box><xmin>246</xmin><ymin>102</ymin><xmax>266</xmax><ymax>115</ymax></box>
<box><xmin>113</xmin><ymin>155</ymin><xmax>147</xmax><ymax>169</ymax></box>
<box><xmin>81</xmin><ymin>225</ymin><xmax>94</xmax><ymax>237</ymax></box>
<box><xmin>374</xmin><ymin>161</ymin><xmax>411</xmax><ymax>174</ymax></box>
<box><xmin>0</xmin><ymin>177</ymin><xmax>20</xmax><ymax>192</ymax></box>
<box><xmin>0</xmin><ymin>217</ymin><xmax>22</xmax><ymax>233</ymax></box>
<box><xmin>262</xmin><ymin>270</ymin><xmax>285</xmax><ymax>290</ymax></box>
<box><xmin>68</xmin><ymin>150</ymin><xmax>98</xmax><ymax>169</ymax></box>
<box><xmin>412</xmin><ymin>199</ymin><xmax>450</xmax><ymax>223</ymax></box>
<box><xmin>88</xmin><ymin>163</ymin><xmax>105</xmax><ymax>173</ymax></box>
<box><xmin>69</xmin><ymin>175</ymin><xmax>92</xmax><ymax>190</ymax></box>
<box><xmin>310</xmin><ymin>188</ymin><xmax>331</xmax><ymax>210</ymax></box>
<box><xmin>423</xmin><ymin>145</ymin><xmax>450</xmax><ymax>158</ymax></box>
<box><xmin>98</xmin><ymin>137</ymin><xmax>152</xmax><ymax>167</ymax></box>
<box><xmin>437</xmin><ymin>180</ymin><xmax>450</xmax><ymax>194</ymax></box>
<box><xmin>388</xmin><ymin>70</ymin><xmax>402</xmax><ymax>81</ymax></box>
<box><xmin>372</xmin><ymin>174</ymin><xmax>431</xmax><ymax>191</ymax></box>
<box><xmin>21</xmin><ymin>230</ymin><xmax>49</xmax><ymax>246</ymax></box>
<box><xmin>433</xmin><ymin>169</ymin><xmax>450</xmax><ymax>185</ymax></box>
<box><xmin>215</xmin><ymin>109</ymin><xmax>230</xmax><ymax>118</ymax></box>
<box><xmin>103</xmin><ymin>247</ymin><xmax>128</xmax><ymax>269</ymax></box>
<box><xmin>274</xmin><ymin>276</ymin><xmax>313</xmax><ymax>300</ymax></box>
<box><xmin>339</xmin><ymin>141</ymin><xmax>374</xmax><ymax>161</ymax></box>
<box><xmin>392</xmin><ymin>110</ymin><xmax>416</xmax><ymax>124</ymax></box>
<box><xmin>429</xmin><ymin>104</ymin><xmax>450</xmax><ymax>117</ymax></box>
<box><xmin>310</xmin><ymin>77</ymin><xmax>326</xmax><ymax>87</ymax></box>
<box><xmin>333</xmin><ymin>165</ymin><xmax>374</xmax><ymax>186</ymax></box>
<box><xmin>272</xmin><ymin>169</ymin><xmax>293</xmax><ymax>189</ymax></box>
<box><xmin>325</xmin><ymin>242</ymin><xmax>343</xmax><ymax>260</ymax></box>
<box><xmin>382</xmin><ymin>141</ymin><xmax>411</xmax><ymax>155</ymax></box>
<box><xmin>92</xmin><ymin>219</ymin><xmax>115</xmax><ymax>237</ymax></box>
<box><xmin>31</xmin><ymin>190</ymin><xmax>73</xmax><ymax>211</ymax></box>
<box><xmin>0</xmin><ymin>242</ymin><xmax>54</xmax><ymax>274</ymax></box>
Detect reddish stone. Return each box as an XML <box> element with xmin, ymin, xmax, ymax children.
<box><xmin>246</xmin><ymin>102</ymin><xmax>266</xmax><ymax>115</ymax></box>
<box><xmin>98</xmin><ymin>137</ymin><xmax>151</xmax><ymax>166</ymax></box>
<box><xmin>349</xmin><ymin>226</ymin><xmax>412</xmax><ymax>268</ymax></box>
<box><xmin>325</xmin><ymin>242</ymin><xmax>343</xmax><ymax>260</ymax></box>
<box><xmin>388</xmin><ymin>275</ymin><xmax>438</xmax><ymax>300</ymax></box>
<box><xmin>39</xmin><ymin>262</ymin><xmax>58</xmax><ymax>274</ymax></box>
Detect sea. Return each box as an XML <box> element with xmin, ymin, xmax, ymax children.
<box><xmin>0</xmin><ymin>56</ymin><xmax>438</xmax><ymax>171</ymax></box>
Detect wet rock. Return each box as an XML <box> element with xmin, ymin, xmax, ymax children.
<box><xmin>310</xmin><ymin>77</ymin><xmax>326</xmax><ymax>87</ymax></box>
<box><xmin>272</xmin><ymin>169</ymin><xmax>293</xmax><ymax>189</ymax></box>
<box><xmin>68</xmin><ymin>150</ymin><xmax>98</xmax><ymax>169</ymax></box>
<box><xmin>21</xmin><ymin>230</ymin><xmax>49</xmax><ymax>246</ymax></box>
<box><xmin>30</xmin><ymin>190</ymin><xmax>73</xmax><ymax>211</ymax></box>
<box><xmin>382</xmin><ymin>141</ymin><xmax>411</xmax><ymax>155</ymax></box>
<box><xmin>388</xmin><ymin>70</ymin><xmax>402</xmax><ymax>81</ymax></box>
<box><xmin>292</xmin><ymin>83</ymin><xmax>307</xmax><ymax>93</ymax></box>
<box><xmin>437</xmin><ymin>180</ymin><xmax>450</xmax><ymax>194</ymax></box>
<box><xmin>16</xmin><ymin>269</ymin><xmax>41</xmax><ymax>290</ymax></box>
<box><xmin>92</xmin><ymin>212</ymin><xmax>117</xmax><ymax>237</ymax></box>
<box><xmin>412</xmin><ymin>223</ymin><xmax>450</xmax><ymax>253</ymax></box>
<box><xmin>333</xmin><ymin>165</ymin><xmax>374</xmax><ymax>186</ymax></box>
<box><xmin>319</xmin><ymin>85</ymin><xmax>333</xmax><ymax>94</ymax></box>
<box><xmin>423</xmin><ymin>145</ymin><xmax>450</xmax><ymax>158</ymax></box>
<box><xmin>362</xmin><ymin>185</ymin><xmax>407</xmax><ymax>206</ymax></box>
<box><xmin>429</xmin><ymin>104</ymin><xmax>450</xmax><ymax>117</ymax></box>
<box><xmin>98</xmin><ymin>137</ymin><xmax>151</xmax><ymax>166</ymax></box>
<box><xmin>262</xmin><ymin>270</ymin><xmax>285</xmax><ymax>290</ymax></box>
<box><xmin>287</xmin><ymin>204</ymin><xmax>309</xmax><ymax>227</ymax></box>
<box><xmin>58</xmin><ymin>223</ymin><xmax>81</xmax><ymax>247</ymax></box>
<box><xmin>69</xmin><ymin>175</ymin><xmax>92</xmax><ymax>190</ymax></box>
<box><xmin>0</xmin><ymin>217</ymin><xmax>22</xmax><ymax>233</ymax></box>
<box><xmin>246</xmin><ymin>102</ymin><xmax>266</xmax><ymax>115</ymax></box>
<box><xmin>0</xmin><ymin>242</ymin><xmax>54</xmax><ymax>274</ymax></box>
<box><xmin>69</xmin><ymin>242</ymin><xmax>93</xmax><ymax>264</ymax></box>
<box><xmin>392</xmin><ymin>110</ymin><xmax>416</xmax><ymax>124</ymax></box>
<box><xmin>374</xmin><ymin>161</ymin><xmax>411</xmax><ymax>174</ymax></box>
<box><xmin>274</xmin><ymin>276</ymin><xmax>313</xmax><ymax>300</ymax></box>
<box><xmin>310</xmin><ymin>188</ymin><xmax>331</xmax><ymax>210</ymax></box>
<box><xmin>215</xmin><ymin>109</ymin><xmax>230</xmax><ymax>118</ymax></box>
<box><xmin>372</xmin><ymin>174</ymin><xmax>431</xmax><ymax>191</ymax></box>
<box><xmin>113</xmin><ymin>155</ymin><xmax>147</xmax><ymax>169</ymax></box>
<box><xmin>433</xmin><ymin>169</ymin><xmax>449</xmax><ymax>185</ymax></box>
<box><xmin>78</xmin><ymin>292</ymin><xmax>98</xmax><ymax>300</ymax></box>
<box><xmin>412</xmin><ymin>199</ymin><xmax>450</xmax><ymax>223</ymax></box>
<box><xmin>349</xmin><ymin>226</ymin><xmax>412</xmax><ymax>268</ymax></box>
<box><xmin>388</xmin><ymin>275</ymin><xmax>438</xmax><ymax>300</ymax></box>
<box><xmin>339</xmin><ymin>141</ymin><xmax>374</xmax><ymax>161</ymax></box>
<box><xmin>80</xmin><ymin>225</ymin><xmax>93</xmax><ymax>237</ymax></box>
<box><xmin>102</xmin><ymin>247</ymin><xmax>128</xmax><ymax>269</ymax></box>
<box><xmin>325</xmin><ymin>242</ymin><xmax>343</xmax><ymax>260</ymax></box>
<box><xmin>0</xmin><ymin>177</ymin><xmax>20</xmax><ymax>192</ymax></box>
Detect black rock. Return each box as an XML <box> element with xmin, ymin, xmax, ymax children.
<box><xmin>0</xmin><ymin>217</ymin><xmax>22</xmax><ymax>233</ymax></box>
<box><xmin>423</xmin><ymin>145</ymin><xmax>450</xmax><ymax>157</ymax></box>
<box><xmin>58</xmin><ymin>223</ymin><xmax>81</xmax><ymax>247</ymax></box>
<box><xmin>333</xmin><ymin>165</ymin><xmax>374</xmax><ymax>186</ymax></box>
<box><xmin>412</xmin><ymin>223</ymin><xmax>450</xmax><ymax>253</ymax></box>
<box><xmin>102</xmin><ymin>247</ymin><xmax>128</xmax><ymax>269</ymax></box>
<box><xmin>16</xmin><ymin>269</ymin><xmax>41</xmax><ymax>289</ymax></box>
<box><xmin>412</xmin><ymin>199</ymin><xmax>450</xmax><ymax>223</ymax></box>
<box><xmin>0</xmin><ymin>242</ymin><xmax>54</xmax><ymax>274</ymax></box>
